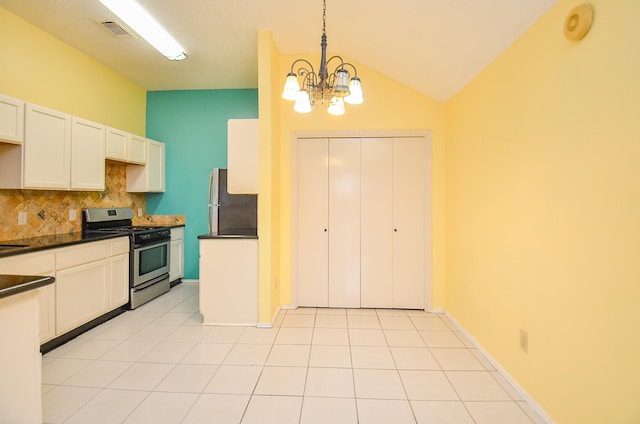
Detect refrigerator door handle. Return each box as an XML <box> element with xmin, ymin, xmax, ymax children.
<box><xmin>208</xmin><ymin>169</ymin><xmax>220</xmax><ymax>235</ymax></box>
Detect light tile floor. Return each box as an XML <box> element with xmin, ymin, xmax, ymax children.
<box><xmin>42</xmin><ymin>282</ymin><xmax>546</xmax><ymax>424</ymax></box>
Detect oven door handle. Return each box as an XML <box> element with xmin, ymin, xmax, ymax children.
<box><xmin>132</xmin><ymin>273</ymin><xmax>169</xmax><ymax>292</ymax></box>
<box><xmin>134</xmin><ymin>238</ymin><xmax>170</xmax><ymax>250</ymax></box>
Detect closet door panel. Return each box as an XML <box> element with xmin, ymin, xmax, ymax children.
<box><xmin>392</xmin><ymin>137</ymin><xmax>426</xmax><ymax>309</ymax></box>
<box><xmin>328</xmin><ymin>138</ymin><xmax>361</xmax><ymax>307</ymax></box>
<box><xmin>298</xmin><ymin>138</ymin><xmax>329</xmax><ymax>307</ymax></box>
<box><xmin>360</xmin><ymin>138</ymin><xmax>393</xmax><ymax>307</ymax></box>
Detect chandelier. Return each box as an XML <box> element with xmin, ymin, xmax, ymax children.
<box><xmin>281</xmin><ymin>0</ymin><xmax>363</xmax><ymax>115</ymax></box>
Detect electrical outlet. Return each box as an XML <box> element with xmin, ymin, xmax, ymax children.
<box><xmin>275</xmin><ymin>277</ymin><xmax>279</xmax><ymax>288</ymax></box>
<box><xmin>138</xmin><ymin>208</ymin><xmax>143</xmax><ymax>217</ymax></box>
<box><xmin>69</xmin><ymin>209</ymin><xmax>77</xmax><ymax>221</ymax></box>
<box><xmin>519</xmin><ymin>330</ymin><xmax>529</xmax><ymax>353</ymax></box>
<box><xmin>18</xmin><ymin>211</ymin><xmax>27</xmax><ymax>226</ymax></box>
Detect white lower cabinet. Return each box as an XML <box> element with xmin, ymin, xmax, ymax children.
<box><xmin>56</xmin><ymin>259</ymin><xmax>109</xmax><ymax>334</ymax></box>
<box><xmin>109</xmin><ymin>237</ymin><xmax>130</xmax><ymax>309</ymax></box>
<box><xmin>170</xmin><ymin>227</ymin><xmax>185</xmax><ymax>283</ymax></box>
<box><xmin>0</xmin><ymin>237</ymin><xmax>129</xmax><ymax>344</ymax></box>
<box><xmin>0</xmin><ymin>251</ymin><xmax>56</xmax><ymax>344</ymax></box>
<box><xmin>297</xmin><ymin>136</ymin><xmax>427</xmax><ymax>309</ymax></box>
<box><xmin>199</xmin><ymin>238</ymin><xmax>258</xmax><ymax>325</ymax></box>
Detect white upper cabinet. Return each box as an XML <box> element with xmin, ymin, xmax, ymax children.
<box><xmin>128</xmin><ymin>134</ymin><xmax>147</xmax><ymax>164</ymax></box>
<box><xmin>105</xmin><ymin>127</ymin><xmax>128</xmax><ymax>162</ymax></box>
<box><xmin>126</xmin><ymin>139</ymin><xmax>165</xmax><ymax>192</ymax></box>
<box><xmin>227</xmin><ymin>118</ymin><xmax>258</xmax><ymax>194</ymax></box>
<box><xmin>71</xmin><ymin>117</ymin><xmax>105</xmax><ymax>190</ymax></box>
<box><xmin>23</xmin><ymin>103</ymin><xmax>72</xmax><ymax>189</ymax></box>
<box><xmin>0</xmin><ymin>93</ymin><xmax>25</xmax><ymax>144</ymax></box>
<box><xmin>106</xmin><ymin>129</ymin><xmax>148</xmax><ymax>165</ymax></box>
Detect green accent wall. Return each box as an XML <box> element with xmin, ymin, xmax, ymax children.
<box><xmin>146</xmin><ymin>89</ymin><xmax>259</xmax><ymax>279</ymax></box>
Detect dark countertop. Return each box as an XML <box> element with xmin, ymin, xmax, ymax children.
<box><xmin>0</xmin><ymin>232</ymin><xmax>129</xmax><ymax>259</ymax></box>
<box><xmin>0</xmin><ymin>275</ymin><xmax>55</xmax><ymax>300</ymax></box>
<box><xmin>198</xmin><ymin>229</ymin><xmax>258</xmax><ymax>240</ymax></box>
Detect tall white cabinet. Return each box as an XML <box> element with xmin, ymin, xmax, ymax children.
<box><xmin>297</xmin><ymin>136</ymin><xmax>428</xmax><ymax>309</ymax></box>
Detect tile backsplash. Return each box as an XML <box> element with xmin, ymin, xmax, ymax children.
<box><xmin>0</xmin><ymin>162</ymin><xmax>181</xmax><ymax>241</ymax></box>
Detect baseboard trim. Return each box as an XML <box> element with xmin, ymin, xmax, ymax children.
<box><xmin>443</xmin><ymin>310</ymin><xmax>555</xmax><ymax>424</ymax></box>
<box><xmin>257</xmin><ymin>305</ymin><xmax>287</xmax><ymax>328</ymax></box>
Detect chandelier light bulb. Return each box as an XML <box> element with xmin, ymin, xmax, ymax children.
<box><xmin>344</xmin><ymin>77</ymin><xmax>363</xmax><ymax>105</ymax></box>
<box><xmin>294</xmin><ymin>90</ymin><xmax>313</xmax><ymax>113</ymax></box>
<box><xmin>282</xmin><ymin>73</ymin><xmax>301</xmax><ymax>100</ymax></box>
<box><xmin>327</xmin><ymin>96</ymin><xmax>345</xmax><ymax>115</ymax></box>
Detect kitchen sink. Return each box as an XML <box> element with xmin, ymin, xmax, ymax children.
<box><xmin>0</xmin><ymin>244</ymin><xmax>29</xmax><ymax>250</ymax></box>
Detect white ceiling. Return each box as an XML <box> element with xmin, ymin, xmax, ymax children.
<box><xmin>2</xmin><ymin>0</ymin><xmax>558</xmax><ymax>102</ymax></box>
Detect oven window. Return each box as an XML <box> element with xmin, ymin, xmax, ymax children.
<box><xmin>139</xmin><ymin>244</ymin><xmax>168</xmax><ymax>276</ymax></box>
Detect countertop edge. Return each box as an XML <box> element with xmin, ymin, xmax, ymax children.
<box><xmin>0</xmin><ymin>232</ymin><xmax>128</xmax><ymax>259</ymax></box>
<box><xmin>0</xmin><ymin>275</ymin><xmax>55</xmax><ymax>300</ymax></box>
<box><xmin>198</xmin><ymin>234</ymin><xmax>258</xmax><ymax>239</ymax></box>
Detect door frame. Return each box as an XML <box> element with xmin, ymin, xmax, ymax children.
<box><xmin>291</xmin><ymin>130</ymin><xmax>434</xmax><ymax>310</ymax></box>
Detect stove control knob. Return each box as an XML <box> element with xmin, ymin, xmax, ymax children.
<box><xmin>141</xmin><ymin>234</ymin><xmax>150</xmax><ymax>240</ymax></box>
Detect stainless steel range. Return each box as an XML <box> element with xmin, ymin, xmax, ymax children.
<box><xmin>83</xmin><ymin>207</ymin><xmax>171</xmax><ymax>309</ymax></box>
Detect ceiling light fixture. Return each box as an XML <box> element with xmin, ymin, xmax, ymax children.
<box><xmin>281</xmin><ymin>0</ymin><xmax>363</xmax><ymax>115</ymax></box>
<box><xmin>98</xmin><ymin>0</ymin><xmax>187</xmax><ymax>61</ymax></box>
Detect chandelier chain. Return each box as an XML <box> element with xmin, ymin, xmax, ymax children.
<box><xmin>322</xmin><ymin>0</ymin><xmax>326</xmax><ymax>36</ymax></box>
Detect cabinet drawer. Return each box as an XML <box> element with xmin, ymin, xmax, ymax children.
<box><xmin>0</xmin><ymin>251</ymin><xmax>55</xmax><ymax>275</ymax></box>
<box><xmin>170</xmin><ymin>227</ymin><xmax>184</xmax><ymax>240</ymax></box>
<box><xmin>56</xmin><ymin>241</ymin><xmax>109</xmax><ymax>269</ymax></box>
<box><xmin>110</xmin><ymin>237</ymin><xmax>130</xmax><ymax>256</ymax></box>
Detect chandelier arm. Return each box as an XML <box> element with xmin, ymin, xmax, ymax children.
<box><xmin>326</xmin><ymin>55</ymin><xmax>345</xmax><ymax>73</ymax></box>
<box><xmin>289</xmin><ymin>59</ymin><xmax>316</xmax><ymax>76</ymax></box>
<box><xmin>341</xmin><ymin>62</ymin><xmax>359</xmax><ymax>78</ymax></box>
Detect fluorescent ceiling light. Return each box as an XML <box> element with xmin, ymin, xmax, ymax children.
<box><xmin>99</xmin><ymin>0</ymin><xmax>187</xmax><ymax>61</ymax></box>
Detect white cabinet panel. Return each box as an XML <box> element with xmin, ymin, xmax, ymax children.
<box><xmin>227</xmin><ymin>118</ymin><xmax>258</xmax><ymax>194</ymax></box>
<box><xmin>128</xmin><ymin>134</ymin><xmax>147</xmax><ymax>165</ymax></box>
<box><xmin>109</xmin><ymin>254</ymin><xmax>129</xmax><ymax>309</ymax></box>
<box><xmin>297</xmin><ymin>138</ymin><xmax>330</xmax><ymax>307</ymax></box>
<box><xmin>23</xmin><ymin>103</ymin><xmax>71</xmax><ymax>189</ymax></box>
<box><xmin>392</xmin><ymin>138</ymin><xmax>426</xmax><ymax>309</ymax></box>
<box><xmin>328</xmin><ymin>138</ymin><xmax>361</xmax><ymax>307</ymax></box>
<box><xmin>0</xmin><ymin>93</ymin><xmax>24</xmax><ymax>144</ymax></box>
<box><xmin>199</xmin><ymin>239</ymin><xmax>258</xmax><ymax>325</ymax></box>
<box><xmin>360</xmin><ymin>138</ymin><xmax>394</xmax><ymax>307</ymax></box>
<box><xmin>126</xmin><ymin>139</ymin><xmax>165</xmax><ymax>192</ymax></box>
<box><xmin>170</xmin><ymin>227</ymin><xmax>184</xmax><ymax>282</ymax></box>
<box><xmin>105</xmin><ymin>127</ymin><xmax>128</xmax><ymax>161</ymax></box>
<box><xmin>71</xmin><ymin>117</ymin><xmax>105</xmax><ymax>190</ymax></box>
<box><xmin>56</xmin><ymin>260</ymin><xmax>109</xmax><ymax>334</ymax></box>
<box><xmin>0</xmin><ymin>251</ymin><xmax>56</xmax><ymax>343</ymax></box>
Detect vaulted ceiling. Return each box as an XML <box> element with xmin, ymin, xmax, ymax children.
<box><xmin>2</xmin><ymin>0</ymin><xmax>558</xmax><ymax>101</ymax></box>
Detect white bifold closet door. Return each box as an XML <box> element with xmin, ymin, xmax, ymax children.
<box><xmin>328</xmin><ymin>138</ymin><xmax>361</xmax><ymax>307</ymax></box>
<box><xmin>360</xmin><ymin>138</ymin><xmax>393</xmax><ymax>307</ymax></box>
<box><xmin>297</xmin><ymin>138</ymin><xmax>329</xmax><ymax>307</ymax></box>
<box><xmin>297</xmin><ymin>136</ymin><xmax>425</xmax><ymax>309</ymax></box>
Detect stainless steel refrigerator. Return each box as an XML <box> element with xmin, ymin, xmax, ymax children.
<box><xmin>208</xmin><ymin>168</ymin><xmax>258</xmax><ymax>236</ymax></box>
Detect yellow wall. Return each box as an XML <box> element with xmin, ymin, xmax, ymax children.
<box><xmin>275</xmin><ymin>52</ymin><xmax>447</xmax><ymax>311</ymax></box>
<box><xmin>257</xmin><ymin>31</ymin><xmax>283</xmax><ymax>323</ymax></box>
<box><xmin>445</xmin><ymin>1</ymin><xmax>640</xmax><ymax>422</ymax></box>
<box><xmin>0</xmin><ymin>7</ymin><xmax>146</xmax><ymax>134</ymax></box>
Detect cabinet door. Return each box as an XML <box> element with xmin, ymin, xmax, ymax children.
<box><xmin>361</xmin><ymin>138</ymin><xmax>393</xmax><ymax>307</ymax></box>
<box><xmin>0</xmin><ymin>252</ymin><xmax>56</xmax><ymax>343</ymax></box>
<box><xmin>328</xmin><ymin>138</ymin><xmax>361</xmax><ymax>307</ymax></box>
<box><xmin>128</xmin><ymin>135</ymin><xmax>147</xmax><ymax>164</ymax></box>
<box><xmin>297</xmin><ymin>138</ymin><xmax>329</xmax><ymax>307</ymax></box>
<box><xmin>109</xmin><ymin>254</ymin><xmax>129</xmax><ymax>309</ymax></box>
<box><xmin>199</xmin><ymin>239</ymin><xmax>258</xmax><ymax>325</ymax></box>
<box><xmin>105</xmin><ymin>127</ymin><xmax>128</xmax><ymax>161</ymax></box>
<box><xmin>227</xmin><ymin>119</ymin><xmax>259</xmax><ymax>194</ymax></box>
<box><xmin>24</xmin><ymin>103</ymin><xmax>71</xmax><ymax>189</ymax></box>
<box><xmin>392</xmin><ymin>137</ymin><xmax>426</xmax><ymax>309</ymax></box>
<box><xmin>0</xmin><ymin>93</ymin><xmax>24</xmax><ymax>144</ymax></box>
<box><xmin>170</xmin><ymin>239</ymin><xmax>184</xmax><ymax>282</ymax></box>
<box><xmin>147</xmin><ymin>140</ymin><xmax>165</xmax><ymax>192</ymax></box>
<box><xmin>71</xmin><ymin>117</ymin><xmax>105</xmax><ymax>190</ymax></box>
<box><xmin>56</xmin><ymin>260</ymin><xmax>109</xmax><ymax>334</ymax></box>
